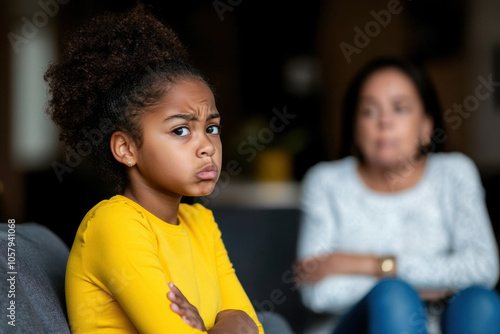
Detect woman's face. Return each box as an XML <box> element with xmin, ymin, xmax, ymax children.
<box><xmin>133</xmin><ymin>79</ymin><xmax>222</xmax><ymax>198</ymax></box>
<box><xmin>354</xmin><ymin>67</ymin><xmax>432</xmax><ymax>169</ymax></box>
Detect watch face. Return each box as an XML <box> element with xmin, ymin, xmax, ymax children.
<box><xmin>381</xmin><ymin>258</ymin><xmax>394</xmax><ymax>273</ymax></box>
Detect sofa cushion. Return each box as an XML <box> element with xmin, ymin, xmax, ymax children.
<box><xmin>213</xmin><ymin>207</ymin><xmax>307</xmax><ymax>333</ymax></box>
<box><xmin>0</xmin><ymin>222</ymin><xmax>70</xmax><ymax>334</ymax></box>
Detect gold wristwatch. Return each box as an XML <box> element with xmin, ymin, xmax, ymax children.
<box><xmin>379</xmin><ymin>256</ymin><xmax>395</xmax><ymax>276</ymax></box>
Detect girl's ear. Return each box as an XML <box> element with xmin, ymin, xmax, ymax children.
<box><xmin>110</xmin><ymin>131</ymin><xmax>137</xmax><ymax>167</ymax></box>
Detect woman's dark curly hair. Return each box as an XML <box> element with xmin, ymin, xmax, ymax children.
<box><xmin>45</xmin><ymin>4</ymin><xmax>209</xmax><ymax>193</ymax></box>
<box><xmin>340</xmin><ymin>57</ymin><xmax>445</xmax><ymax>160</ymax></box>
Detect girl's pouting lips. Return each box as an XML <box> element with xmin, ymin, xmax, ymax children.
<box><xmin>196</xmin><ymin>164</ymin><xmax>218</xmax><ymax>180</ymax></box>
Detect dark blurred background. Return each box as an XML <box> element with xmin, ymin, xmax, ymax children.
<box><xmin>1</xmin><ymin>0</ymin><xmax>500</xmax><ymax>266</ymax></box>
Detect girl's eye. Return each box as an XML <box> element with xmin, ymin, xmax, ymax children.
<box><xmin>206</xmin><ymin>125</ymin><xmax>221</xmax><ymax>135</ymax></box>
<box><xmin>173</xmin><ymin>127</ymin><xmax>190</xmax><ymax>137</ymax></box>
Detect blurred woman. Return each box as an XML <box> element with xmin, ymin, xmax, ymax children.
<box><xmin>295</xmin><ymin>57</ymin><xmax>500</xmax><ymax>334</ymax></box>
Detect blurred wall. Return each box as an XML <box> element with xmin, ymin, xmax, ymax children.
<box><xmin>317</xmin><ymin>0</ymin><xmax>468</xmax><ymax>159</ymax></box>
<box><xmin>1</xmin><ymin>0</ymin><xmax>500</xmax><ymax>243</ymax></box>
<box><xmin>1</xmin><ymin>0</ymin><xmax>25</xmax><ymax>222</ymax></box>
<box><xmin>466</xmin><ymin>0</ymin><xmax>500</xmax><ymax>173</ymax></box>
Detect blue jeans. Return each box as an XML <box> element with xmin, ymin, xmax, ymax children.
<box><xmin>441</xmin><ymin>285</ymin><xmax>500</xmax><ymax>334</ymax></box>
<box><xmin>333</xmin><ymin>278</ymin><xmax>500</xmax><ymax>334</ymax></box>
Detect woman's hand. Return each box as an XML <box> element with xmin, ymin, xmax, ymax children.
<box><xmin>419</xmin><ymin>289</ymin><xmax>454</xmax><ymax>301</ymax></box>
<box><xmin>293</xmin><ymin>254</ymin><xmax>334</xmax><ymax>285</ymax></box>
<box><xmin>167</xmin><ymin>282</ymin><xmax>207</xmax><ymax>332</ymax></box>
<box><xmin>294</xmin><ymin>252</ymin><xmax>392</xmax><ymax>284</ymax></box>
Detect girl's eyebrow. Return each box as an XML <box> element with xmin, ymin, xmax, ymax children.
<box><xmin>163</xmin><ymin>113</ymin><xmax>195</xmax><ymax>122</ymax></box>
<box><xmin>207</xmin><ymin>113</ymin><xmax>220</xmax><ymax>120</ymax></box>
<box><xmin>163</xmin><ymin>112</ymin><xmax>220</xmax><ymax>122</ymax></box>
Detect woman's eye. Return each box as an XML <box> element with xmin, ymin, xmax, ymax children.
<box><xmin>360</xmin><ymin>108</ymin><xmax>377</xmax><ymax>117</ymax></box>
<box><xmin>394</xmin><ymin>105</ymin><xmax>409</xmax><ymax>113</ymax></box>
<box><xmin>207</xmin><ymin>125</ymin><xmax>220</xmax><ymax>135</ymax></box>
<box><xmin>173</xmin><ymin>127</ymin><xmax>190</xmax><ymax>137</ymax></box>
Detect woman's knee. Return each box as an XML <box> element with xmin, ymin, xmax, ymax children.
<box><xmin>449</xmin><ymin>285</ymin><xmax>500</xmax><ymax>315</ymax></box>
<box><xmin>442</xmin><ymin>286</ymin><xmax>500</xmax><ymax>334</ymax></box>
<box><xmin>365</xmin><ymin>279</ymin><xmax>427</xmax><ymax>334</ymax></box>
<box><xmin>368</xmin><ymin>278</ymin><xmax>420</xmax><ymax>306</ymax></box>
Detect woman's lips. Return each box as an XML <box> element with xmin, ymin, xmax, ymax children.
<box><xmin>377</xmin><ymin>139</ymin><xmax>397</xmax><ymax>148</ymax></box>
<box><xmin>197</xmin><ymin>165</ymin><xmax>218</xmax><ymax>180</ymax></box>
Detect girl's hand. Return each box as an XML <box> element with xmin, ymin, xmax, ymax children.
<box><xmin>208</xmin><ymin>310</ymin><xmax>258</xmax><ymax>334</ymax></box>
<box><xmin>167</xmin><ymin>282</ymin><xmax>207</xmax><ymax>332</ymax></box>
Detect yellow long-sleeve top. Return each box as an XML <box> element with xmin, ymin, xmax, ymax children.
<box><xmin>66</xmin><ymin>195</ymin><xmax>263</xmax><ymax>334</ymax></box>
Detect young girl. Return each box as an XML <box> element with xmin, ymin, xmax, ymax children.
<box><xmin>45</xmin><ymin>5</ymin><xmax>263</xmax><ymax>334</ymax></box>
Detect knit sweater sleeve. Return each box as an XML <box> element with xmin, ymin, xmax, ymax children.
<box><xmin>397</xmin><ymin>153</ymin><xmax>499</xmax><ymax>290</ymax></box>
<box><xmin>297</xmin><ymin>161</ymin><xmax>377</xmax><ymax>314</ymax></box>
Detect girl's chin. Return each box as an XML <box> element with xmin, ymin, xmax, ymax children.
<box><xmin>186</xmin><ymin>185</ymin><xmax>218</xmax><ymax>198</ymax></box>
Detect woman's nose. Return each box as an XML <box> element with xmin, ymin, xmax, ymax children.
<box><xmin>378</xmin><ymin>110</ymin><xmax>393</xmax><ymax>128</ymax></box>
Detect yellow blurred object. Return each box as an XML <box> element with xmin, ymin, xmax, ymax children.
<box><xmin>255</xmin><ymin>149</ymin><xmax>293</xmax><ymax>182</ymax></box>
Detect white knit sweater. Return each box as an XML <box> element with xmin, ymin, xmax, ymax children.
<box><xmin>297</xmin><ymin>152</ymin><xmax>499</xmax><ymax>314</ymax></box>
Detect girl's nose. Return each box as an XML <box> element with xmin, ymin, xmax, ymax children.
<box><xmin>197</xmin><ymin>133</ymin><xmax>216</xmax><ymax>158</ymax></box>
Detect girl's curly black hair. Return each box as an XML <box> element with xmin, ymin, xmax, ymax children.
<box><xmin>45</xmin><ymin>4</ymin><xmax>209</xmax><ymax>193</ymax></box>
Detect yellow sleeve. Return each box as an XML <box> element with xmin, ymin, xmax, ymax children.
<box><xmin>83</xmin><ymin>204</ymin><xmax>207</xmax><ymax>334</ymax></box>
<box><xmin>206</xmin><ymin>209</ymin><xmax>264</xmax><ymax>334</ymax></box>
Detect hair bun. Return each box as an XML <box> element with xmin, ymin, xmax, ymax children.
<box><xmin>45</xmin><ymin>4</ymin><xmax>202</xmax><ymax>192</ymax></box>
<box><xmin>45</xmin><ymin>4</ymin><xmax>189</xmax><ymax>142</ymax></box>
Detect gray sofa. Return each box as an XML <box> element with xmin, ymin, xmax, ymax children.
<box><xmin>0</xmin><ymin>210</ymin><xmax>302</xmax><ymax>334</ymax></box>
<box><xmin>213</xmin><ymin>207</ymin><xmax>307</xmax><ymax>333</ymax></box>
<box><xmin>0</xmin><ymin>223</ymin><xmax>71</xmax><ymax>334</ymax></box>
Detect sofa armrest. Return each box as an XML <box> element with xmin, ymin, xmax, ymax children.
<box><xmin>0</xmin><ymin>222</ymin><xmax>70</xmax><ymax>334</ymax></box>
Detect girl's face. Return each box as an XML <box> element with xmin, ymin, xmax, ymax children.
<box><xmin>354</xmin><ymin>68</ymin><xmax>432</xmax><ymax>169</ymax></box>
<box><xmin>134</xmin><ymin>79</ymin><xmax>222</xmax><ymax>198</ymax></box>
